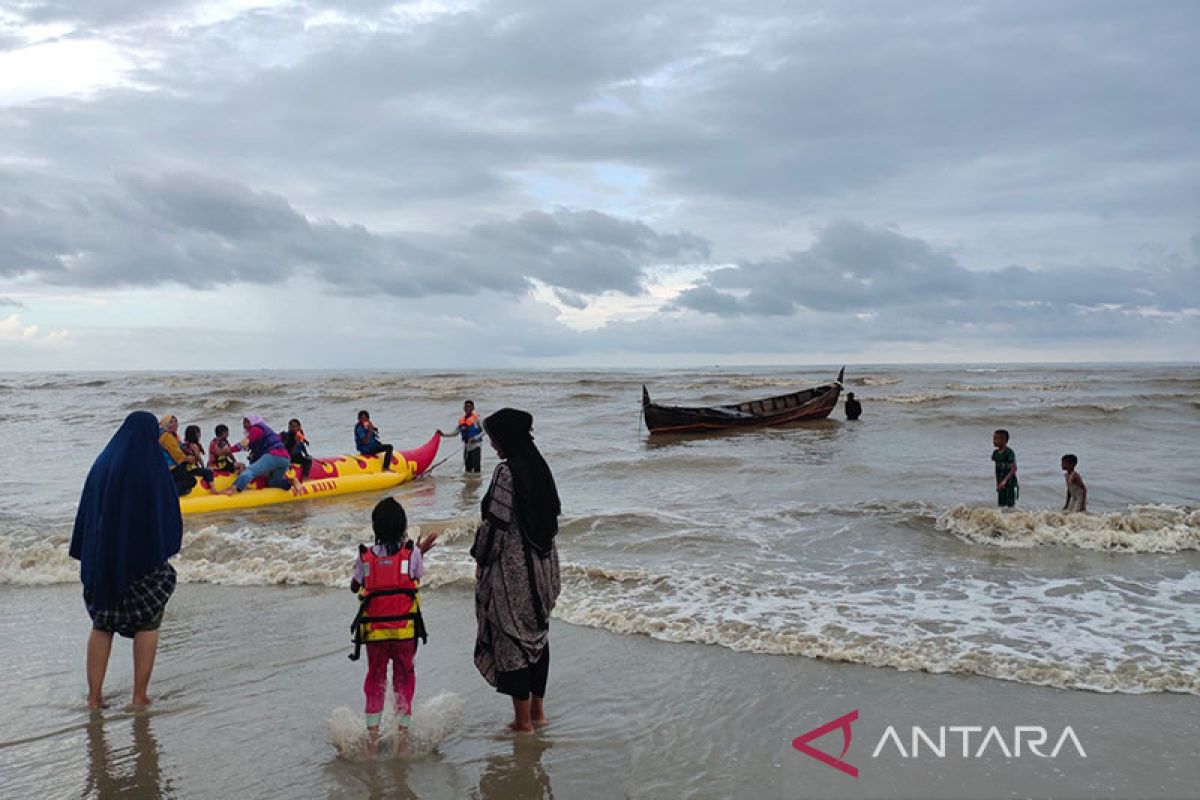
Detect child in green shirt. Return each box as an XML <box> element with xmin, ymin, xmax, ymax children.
<box><xmin>991</xmin><ymin>429</ymin><xmax>1018</xmax><ymax>507</ymax></box>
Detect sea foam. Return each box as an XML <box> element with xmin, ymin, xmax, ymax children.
<box><xmin>936</xmin><ymin>504</ymin><xmax>1200</xmax><ymax>553</ymax></box>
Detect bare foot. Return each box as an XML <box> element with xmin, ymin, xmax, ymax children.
<box><xmin>87</xmin><ymin>694</ymin><xmax>105</xmax><ymax>710</ymax></box>
<box><xmin>365</xmin><ymin>726</ymin><xmax>379</xmax><ymax>759</ymax></box>
<box><xmin>532</xmin><ymin>716</ymin><xmax>549</xmax><ymax>728</ymax></box>
<box><xmin>508</xmin><ymin>721</ymin><xmax>535</xmax><ymax>734</ymax></box>
<box><xmin>125</xmin><ymin>696</ymin><xmax>152</xmax><ymax>713</ymax></box>
<box><xmin>394</xmin><ymin>727</ymin><xmax>411</xmax><ymax>757</ymax></box>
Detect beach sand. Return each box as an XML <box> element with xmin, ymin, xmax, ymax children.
<box><xmin>1</xmin><ymin>582</ymin><xmax>1197</xmax><ymax>799</ymax></box>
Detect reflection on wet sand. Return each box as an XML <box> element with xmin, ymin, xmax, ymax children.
<box><xmin>84</xmin><ymin>713</ymin><xmax>174</xmax><ymax>799</ymax></box>
<box><xmin>475</xmin><ymin>735</ymin><xmax>553</xmax><ymax>800</ymax></box>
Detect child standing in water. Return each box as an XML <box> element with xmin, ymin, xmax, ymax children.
<box><xmin>1061</xmin><ymin>454</ymin><xmax>1087</xmax><ymax>512</ymax></box>
<box><xmin>349</xmin><ymin>498</ymin><xmax>438</xmax><ymax>757</ymax></box>
<box><xmin>992</xmin><ymin>429</ymin><xmax>1018</xmax><ymax>508</ymax></box>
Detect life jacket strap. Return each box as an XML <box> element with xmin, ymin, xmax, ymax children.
<box><xmin>348</xmin><ymin>591</ymin><xmax>427</xmax><ymax>660</ymax></box>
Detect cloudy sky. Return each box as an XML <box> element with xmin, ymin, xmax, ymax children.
<box><xmin>1</xmin><ymin>0</ymin><xmax>1196</xmax><ymax>369</ymax></box>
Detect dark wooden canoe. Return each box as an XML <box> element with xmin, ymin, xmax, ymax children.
<box><xmin>642</xmin><ymin>368</ymin><xmax>844</xmax><ymax>434</ymax></box>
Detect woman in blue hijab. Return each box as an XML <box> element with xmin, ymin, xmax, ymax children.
<box><xmin>70</xmin><ymin>411</ymin><xmax>182</xmax><ymax>709</ymax></box>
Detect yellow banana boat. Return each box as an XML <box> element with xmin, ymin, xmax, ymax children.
<box><xmin>179</xmin><ymin>432</ymin><xmax>441</xmax><ymax>515</ymax></box>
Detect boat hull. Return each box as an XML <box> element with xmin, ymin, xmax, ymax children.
<box><xmin>642</xmin><ymin>371</ymin><xmax>843</xmax><ymax>434</ymax></box>
<box><xmin>179</xmin><ymin>432</ymin><xmax>441</xmax><ymax>515</ymax></box>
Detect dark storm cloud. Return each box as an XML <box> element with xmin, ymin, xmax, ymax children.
<box><xmin>4</xmin><ymin>0</ymin><xmax>1197</xmax><ymax>228</ymax></box>
<box><xmin>0</xmin><ymin>170</ymin><xmax>707</xmax><ymax>296</ymax></box>
<box><xmin>672</xmin><ymin>222</ymin><xmax>1199</xmax><ymax>319</ymax></box>
<box><xmin>1</xmin><ymin>0</ymin><xmax>1197</xmax><ymax>362</ymax></box>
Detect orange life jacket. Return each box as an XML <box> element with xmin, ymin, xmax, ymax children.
<box><xmin>458</xmin><ymin>412</ymin><xmax>483</xmax><ymax>443</ymax></box>
<box><xmin>358</xmin><ymin>542</ymin><xmax>420</xmax><ymax>642</ymax></box>
<box><xmin>348</xmin><ymin>541</ymin><xmax>430</xmax><ymax>661</ymax></box>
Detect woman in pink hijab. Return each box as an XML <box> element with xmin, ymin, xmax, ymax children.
<box><xmin>229</xmin><ymin>415</ymin><xmax>299</xmax><ymax>493</ymax></box>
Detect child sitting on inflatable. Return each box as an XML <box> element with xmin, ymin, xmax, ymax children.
<box><xmin>284</xmin><ymin>418</ymin><xmax>313</xmax><ymax>479</ymax></box>
<box><xmin>348</xmin><ymin>498</ymin><xmax>438</xmax><ymax>757</ymax></box>
<box><xmin>208</xmin><ymin>424</ymin><xmax>243</xmax><ymax>474</ymax></box>
<box><xmin>181</xmin><ymin>424</ymin><xmax>215</xmax><ymax>486</ymax></box>
<box><xmin>354</xmin><ymin>410</ymin><xmax>394</xmax><ymax>472</ymax></box>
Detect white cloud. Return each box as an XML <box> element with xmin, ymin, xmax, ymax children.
<box><xmin>0</xmin><ymin>38</ymin><xmax>133</xmax><ymax>104</ymax></box>
<box><xmin>0</xmin><ymin>313</ymin><xmax>68</xmax><ymax>343</ymax></box>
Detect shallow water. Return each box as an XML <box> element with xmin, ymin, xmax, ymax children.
<box><xmin>2</xmin><ymin>364</ymin><xmax>1197</xmax><ymax>698</ymax></box>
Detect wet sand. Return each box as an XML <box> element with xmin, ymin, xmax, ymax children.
<box><xmin>1</xmin><ymin>583</ymin><xmax>1197</xmax><ymax>799</ymax></box>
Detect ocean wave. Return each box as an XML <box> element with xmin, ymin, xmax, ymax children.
<box><xmin>5</xmin><ymin>522</ymin><xmax>1197</xmax><ymax>696</ymax></box>
<box><xmin>667</xmin><ymin>378</ymin><xmax>796</xmax><ymax>392</ymax></box>
<box><xmin>554</xmin><ymin>603</ymin><xmax>1199</xmax><ymax>696</ymax></box>
<box><xmin>849</xmin><ymin>376</ymin><xmax>902</xmax><ymax>387</ymax></box>
<box><xmin>936</xmin><ymin>505</ymin><xmax>1200</xmax><ymax>552</ymax></box>
<box><xmin>0</xmin><ymin>517</ymin><xmax>480</xmax><ymax>589</ymax></box>
<box><xmin>875</xmin><ymin>392</ymin><xmax>953</xmax><ymax>404</ymax></box>
<box><xmin>943</xmin><ymin>381</ymin><xmax>1086</xmax><ymax>393</ymax></box>
<box><xmin>562</xmin><ymin>392</ymin><xmax>613</xmax><ymax>402</ymax></box>
<box><xmin>200</xmin><ymin>398</ymin><xmax>248</xmax><ymax>413</ymax></box>
<box><xmin>552</xmin><ymin>565</ymin><xmax>1200</xmax><ymax>696</ymax></box>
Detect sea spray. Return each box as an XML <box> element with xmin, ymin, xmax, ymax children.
<box><xmin>328</xmin><ymin>692</ymin><xmax>464</xmax><ymax>760</ymax></box>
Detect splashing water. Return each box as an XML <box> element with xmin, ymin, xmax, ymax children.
<box><xmin>328</xmin><ymin>691</ymin><xmax>464</xmax><ymax>760</ymax></box>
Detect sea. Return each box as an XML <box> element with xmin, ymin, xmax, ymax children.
<box><xmin>1</xmin><ymin>364</ymin><xmax>1198</xmax><ymax>797</ymax></box>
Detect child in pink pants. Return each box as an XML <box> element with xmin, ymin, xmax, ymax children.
<box><xmin>350</xmin><ymin>498</ymin><xmax>437</xmax><ymax>755</ymax></box>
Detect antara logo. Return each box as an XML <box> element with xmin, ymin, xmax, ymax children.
<box><xmin>793</xmin><ymin>711</ymin><xmax>1086</xmax><ymax>779</ymax></box>
<box><xmin>792</xmin><ymin>710</ymin><xmax>859</xmax><ymax>778</ymax></box>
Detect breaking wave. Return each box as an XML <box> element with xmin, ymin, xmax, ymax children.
<box><xmin>875</xmin><ymin>392</ymin><xmax>953</xmax><ymax>404</ymax></box>
<box><xmin>552</xmin><ymin>563</ymin><xmax>1200</xmax><ymax>696</ymax></box>
<box><xmin>936</xmin><ymin>505</ymin><xmax>1200</xmax><ymax>553</ymax></box>
<box><xmin>944</xmin><ymin>382</ymin><xmax>1084</xmax><ymax>392</ymax></box>
<box><xmin>0</xmin><ymin>518</ymin><xmax>480</xmax><ymax>589</ymax></box>
<box><xmin>850</xmin><ymin>376</ymin><xmax>903</xmax><ymax>387</ymax></box>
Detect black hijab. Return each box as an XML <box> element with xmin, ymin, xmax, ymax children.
<box><xmin>482</xmin><ymin>408</ymin><xmax>560</xmax><ymax>555</ymax></box>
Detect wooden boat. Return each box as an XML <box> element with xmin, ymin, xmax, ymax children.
<box><xmin>642</xmin><ymin>369</ymin><xmax>844</xmax><ymax>434</ymax></box>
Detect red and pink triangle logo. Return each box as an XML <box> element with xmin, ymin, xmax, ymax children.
<box><xmin>792</xmin><ymin>709</ymin><xmax>859</xmax><ymax>778</ymax></box>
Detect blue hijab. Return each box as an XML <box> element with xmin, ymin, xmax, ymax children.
<box><xmin>69</xmin><ymin>411</ymin><xmax>183</xmax><ymax>610</ymax></box>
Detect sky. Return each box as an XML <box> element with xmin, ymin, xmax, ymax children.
<box><xmin>0</xmin><ymin>0</ymin><xmax>1197</xmax><ymax>370</ymax></box>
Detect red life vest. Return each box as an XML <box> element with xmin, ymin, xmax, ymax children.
<box><xmin>358</xmin><ymin>542</ymin><xmax>420</xmax><ymax>642</ymax></box>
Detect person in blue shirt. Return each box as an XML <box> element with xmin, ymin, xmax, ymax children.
<box><xmin>355</xmin><ymin>410</ymin><xmax>394</xmax><ymax>471</ymax></box>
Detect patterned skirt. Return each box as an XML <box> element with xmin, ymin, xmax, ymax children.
<box><xmin>85</xmin><ymin>563</ymin><xmax>177</xmax><ymax>638</ymax></box>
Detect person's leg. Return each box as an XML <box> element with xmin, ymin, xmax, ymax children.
<box><xmin>171</xmin><ymin>464</ymin><xmax>196</xmax><ymax>496</ymax></box>
<box><xmin>510</xmin><ymin>697</ymin><xmax>534</xmax><ymax>733</ymax></box>
<box><xmin>530</xmin><ymin>645</ymin><xmax>550</xmax><ymax>727</ymax></box>
<box><xmin>497</xmin><ymin>668</ymin><xmax>535</xmax><ymax>733</ymax></box>
<box><xmin>380</xmin><ymin>444</ymin><xmax>394</xmax><ymax>471</ymax></box>
<box><xmin>264</xmin><ymin>455</ymin><xmax>296</xmax><ymax>491</ymax></box>
<box><xmin>86</xmin><ymin>629</ymin><xmax>114</xmax><ymax>709</ymax></box>
<box><xmin>234</xmin><ymin>456</ymin><xmax>269</xmax><ymax>491</ymax></box>
<box><xmin>392</xmin><ymin>639</ymin><xmax>416</xmax><ymax>720</ymax></box>
<box><xmin>363</xmin><ymin>643</ymin><xmax>388</xmax><ymax>756</ymax></box>
<box><xmin>130</xmin><ymin>630</ymin><xmax>159</xmax><ymax>707</ymax></box>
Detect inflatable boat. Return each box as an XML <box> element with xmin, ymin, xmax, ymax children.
<box><xmin>179</xmin><ymin>433</ymin><xmax>441</xmax><ymax>516</ymax></box>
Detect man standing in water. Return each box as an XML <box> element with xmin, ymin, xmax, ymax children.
<box><xmin>992</xmin><ymin>429</ymin><xmax>1018</xmax><ymax>508</ymax></box>
<box><xmin>844</xmin><ymin>392</ymin><xmax>862</xmax><ymax>420</ymax></box>
<box><xmin>438</xmin><ymin>399</ymin><xmax>484</xmax><ymax>473</ymax></box>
